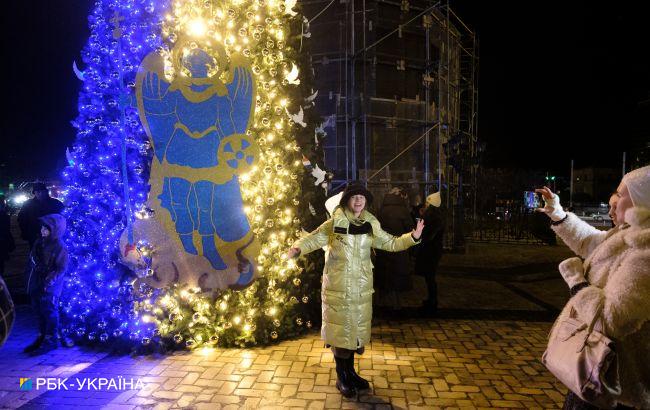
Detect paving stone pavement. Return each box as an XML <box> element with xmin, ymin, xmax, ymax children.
<box><xmin>2</xmin><ymin>228</ymin><xmax>571</xmax><ymax>409</ymax></box>
<box><xmin>0</xmin><ymin>305</ymin><xmax>568</xmax><ymax>410</ymax></box>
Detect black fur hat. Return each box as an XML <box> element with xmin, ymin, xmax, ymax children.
<box><xmin>339</xmin><ymin>182</ymin><xmax>373</xmax><ymax>207</ymax></box>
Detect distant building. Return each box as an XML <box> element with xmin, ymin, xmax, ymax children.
<box><xmin>573</xmin><ymin>167</ymin><xmax>620</xmax><ymax>202</ymax></box>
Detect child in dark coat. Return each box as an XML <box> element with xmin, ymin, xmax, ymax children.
<box><xmin>24</xmin><ymin>213</ymin><xmax>72</xmax><ymax>352</ymax></box>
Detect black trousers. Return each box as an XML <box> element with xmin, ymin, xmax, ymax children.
<box><xmin>29</xmin><ymin>277</ymin><xmax>64</xmax><ymax>337</ymax></box>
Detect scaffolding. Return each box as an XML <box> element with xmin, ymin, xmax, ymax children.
<box><xmin>302</xmin><ymin>0</ymin><xmax>478</xmax><ymax>249</ymax></box>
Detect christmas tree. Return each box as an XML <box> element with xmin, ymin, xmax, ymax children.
<box><xmin>63</xmin><ymin>0</ymin><xmax>329</xmax><ymax>350</ymax></box>
<box><xmin>144</xmin><ymin>0</ymin><xmax>329</xmax><ymax>349</ymax></box>
<box><xmin>60</xmin><ymin>0</ymin><xmax>167</xmax><ymax>348</ymax></box>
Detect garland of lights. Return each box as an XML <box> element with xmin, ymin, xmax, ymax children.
<box><xmin>61</xmin><ymin>0</ymin><xmax>165</xmax><ymax>347</ymax></box>
<box><xmin>140</xmin><ymin>0</ymin><xmax>320</xmax><ymax>349</ymax></box>
<box><xmin>63</xmin><ymin>0</ymin><xmax>327</xmax><ymax>350</ymax></box>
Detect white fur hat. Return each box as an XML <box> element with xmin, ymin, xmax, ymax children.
<box><xmin>426</xmin><ymin>192</ymin><xmax>441</xmax><ymax>208</ymax></box>
<box><xmin>623</xmin><ymin>165</ymin><xmax>650</xmax><ymax>209</ymax></box>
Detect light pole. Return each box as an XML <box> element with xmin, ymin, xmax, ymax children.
<box><xmin>544</xmin><ymin>175</ymin><xmax>556</xmax><ymax>192</ymax></box>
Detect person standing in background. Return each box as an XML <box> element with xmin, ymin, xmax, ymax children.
<box><xmin>415</xmin><ymin>192</ymin><xmax>445</xmax><ymax>317</ymax></box>
<box><xmin>0</xmin><ymin>196</ymin><xmax>15</xmax><ymax>277</ymax></box>
<box><xmin>23</xmin><ymin>214</ymin><xmax>73</xmax><ymax>353</ymax></box>
<box><xmin>375</xmin><ymin>187</ymin><xmax>415</xmax><ymax>301</ymax></box>
<box><xmin>17</xmin><ymin>183</ymin><xmax>65</xmax><ymax>250</ymax></box>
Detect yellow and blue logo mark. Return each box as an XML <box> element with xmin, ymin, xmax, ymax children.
<box><xmin>19</xmin><ymin>378</ymin><xmax>32</xmax><ymax>391</ymax></box>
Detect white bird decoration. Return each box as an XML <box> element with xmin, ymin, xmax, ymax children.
<box><xmin>288</xmin><ymin>106</ymin><xmax>307</xmax><ymax>128</ymax></box>
<box><xmin>305</xmin><ymin>89</ymin><xmax>318</xmax><ymax>103</ymax></box>
<box><xmin>285</xmin><ymin>0</ymin><xmax>298</xmax><ymax>16</ymax></box>
<box><xmin>73</xmin><ymin>61</ymin><xmax>84</xmax><ymax>81</ymax></box>
<box><xmin>311</xmin><ymin>164</ymin><xmax>327</xmax><ymax>186</ymax></box>
<box><xmin>285</xmin><ymin>64</ymin><xmax>300</xmax><ymax>85</ymax></box>
<box><xmin>66</xmin><ymin>147</ymin><xmax>75</xmax><ymax>166</ymax></box>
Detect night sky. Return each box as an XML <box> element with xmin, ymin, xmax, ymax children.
<box><xmin>0</xmin><ymin>1</ymin><xmax>648</xmax><ymax>180</ymax></box>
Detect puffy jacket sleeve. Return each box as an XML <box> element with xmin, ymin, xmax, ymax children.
<box><xmin>572</xmin><ymin>246</ymin><xmax>650</xmax><ymax>340</ymax></box>
<box><xmin>552</xmin><ymin>213</ymin><xmax>608</xmax><ymax>258</ymax></box>
<box><xmin>293</xmin><ymin>219</ymin><xmax>333</xmax><ymax>256</ymax></box>
<box><xmin>371</xmin><ymin>220</ymin><xmax>419</xmax><ymax>252</ymax></box>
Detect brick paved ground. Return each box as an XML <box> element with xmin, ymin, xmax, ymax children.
<box><xmin>0</xmin><ymin>303</ymin><xmax>568</xmax><ymax>409</ymax></box>
<box><xmin>1</xmin><ymin>216</ymin><xmax>572</xmax><ymax>409</ymax></box>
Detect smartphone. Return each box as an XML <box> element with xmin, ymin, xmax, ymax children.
<box><xmin>523</xmin><ymin>191</ymin><xmax>540</xmax><ymax>208</ymax></box>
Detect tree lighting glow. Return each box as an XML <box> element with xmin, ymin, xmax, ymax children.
<box><xmin>62</xmin><ymin>0</ymin><xmax>327</xmax><ymax>351</ymax></box>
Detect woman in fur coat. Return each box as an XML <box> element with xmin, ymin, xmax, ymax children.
<box><xmin>536</xmin><ymin>165</ymin><xmax>650</xmax><ymax>409</ymax></box>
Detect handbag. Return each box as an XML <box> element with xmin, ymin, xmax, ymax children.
<box><xmin>542</xmin><ymin>300</ymin><xmax>621</xmax><ymax>409</ymax></box>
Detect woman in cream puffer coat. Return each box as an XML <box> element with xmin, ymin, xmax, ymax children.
<box><xmin>537</xmin><ymin>165</ymin><xmax>650</xmax><ymax>409</ymax></box>
<box><xmin>287</xmin><ymin>182</ymin><xmax>424</xmax><ymax>398</ymax></box>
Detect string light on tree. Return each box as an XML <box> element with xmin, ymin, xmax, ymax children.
<box><xmin>133</xmin><ymin>0</ymin><xmax>329</xmax><ymax>349</ymax></box>
<box><xmin>60</xmin><ymin>0</ymin><xmax>166</xmax><ymax>350</ymax></box>
<box><xmin>63</xmin><ymin>0</ymin><xmax>328</xmax><ymax>351</ymax></box>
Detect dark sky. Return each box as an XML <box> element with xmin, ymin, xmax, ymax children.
<box><xmin>0</xmin><ymin>0</ymin><xmax>648</xmax><ymax>180</ymax></box>
<box><xmin>0</xmin><ymin>0</ymin><xmax>90</xmax><ymax>180</ymax></box>
<box><xmin>454</xmin><ymin>0</ymin><xmax>650</xmax><ymax>173</ymax></box>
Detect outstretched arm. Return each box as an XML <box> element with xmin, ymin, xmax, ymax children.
<box><xmin>536</xmin><ymin>186</ymin><xmax>607</xmax><ymax>258</ymax></box>
<box><xmin>371</xmin><ymin>220</ymin><xmax>421</xmax><ymax>252</ymax></box>
<box><xmin>288</xmin><ymin>219</ymin><xmax>333</xmax><ymax>257</ymax></box>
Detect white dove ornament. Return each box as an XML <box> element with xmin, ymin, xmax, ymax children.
<box><xmin>285</xmin><ymin>64</ymin><xmax>300</xmax><ymax>85</ymax></box>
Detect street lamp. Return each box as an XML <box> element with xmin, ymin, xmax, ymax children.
<box><xmin>545</xmin><ymin>175</ymin><xmax>556</xmax><ymax>192</ymax></box>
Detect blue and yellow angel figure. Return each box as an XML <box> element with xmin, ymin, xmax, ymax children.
<box><xmin>129</xmin><ymin>43</ymin><xmax>259</xmax><ymax>291</ymax></box>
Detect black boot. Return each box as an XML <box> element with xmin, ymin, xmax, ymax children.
<box><xmin>38</xmin><ymin>335</ymin><xmax>60</xmax><ymax>352</ymax></box>
<box><xmin>23</xmin><ymin>334</ymin><xmax>45</xmax><ymax>353</ymax></box>
<box><xmin>60</xmin><ymin>336</ymin><xmax>74</xmax><ymax>348</ymax></box>
<box><xmin>347</xmin><ymin>353</ymin><xmax>370</xmax><ymax>390</ymax></box>
<box><xmin>334</xmin><ymin>356</ymin><xmax>357</xmax><ymax>398</ymax></box>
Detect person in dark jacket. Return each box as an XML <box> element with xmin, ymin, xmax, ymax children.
<box><xmin>375</xmin><ymin>187</ymin><xmax>415</xmax><ymax>294</ymax></box>
<box><xmin>24</xmin><ymin>214</ymin><xmax>72</xmax><ymax>353</ymax></box>
<box><xmin>17</xmin><ymin>183</ymin><xmax>65</xmax><ymax>249</ymax></box>
<box><xmin>415</xmin><ymin>192</ymin><xmax>445</xmax><ymax>316</ymax></box>
<box><xmin>0</xmin><ymin>196</ymin><xmax>15</xmax><ymax>276</ymax></box>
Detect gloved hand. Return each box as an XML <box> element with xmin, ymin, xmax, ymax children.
<box><xmin>535</xmin><ymin>186</ymin><xmax>567</xmax><ymax>222</ymax></box>
<box><xmin>558</xmin><ymin>257</ymin><xmax>587</xmax><ymax>288</ymax></box>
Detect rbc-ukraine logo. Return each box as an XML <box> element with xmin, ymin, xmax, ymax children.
<box><xmin>19</xmin><ymin>378</ymin><xmax>32</xmax><ymax>391</ymax></box>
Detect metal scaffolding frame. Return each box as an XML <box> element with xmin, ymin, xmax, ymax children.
<box><xmin>302</xmin><ymin>0</ymin><xmax>478</xmax><ymax>249</ymax></box>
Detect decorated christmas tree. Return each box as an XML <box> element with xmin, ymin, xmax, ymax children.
<box><xmin>141</xmin><ymin>0</ymin><xmax>329</xmax><ymax>349</ymax></box>
<box><xmin>60</xmin><ymin>0</ymin><xmax>166</xmax><ymax>348</ymax></box>
<box><xmin>62</xmin><ymin>0</ymin><xmax>330</xmax><ymax>350</ymax></box>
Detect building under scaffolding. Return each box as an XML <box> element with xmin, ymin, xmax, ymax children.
<box><xmin>302</xmin><ymin>0</ymin><xmax>479</xmax><ymax>248</ymax></box>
